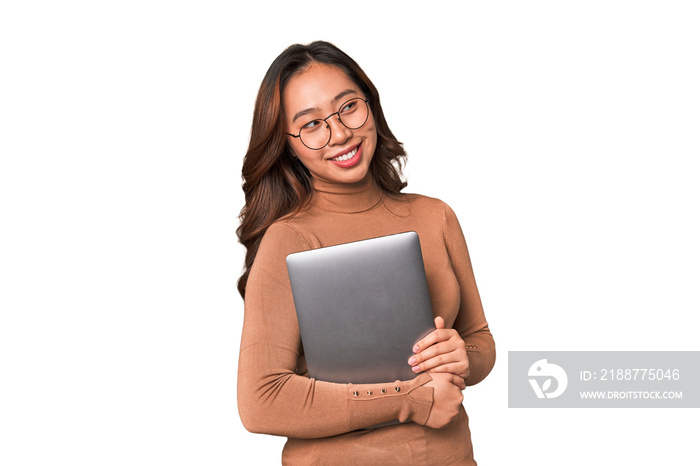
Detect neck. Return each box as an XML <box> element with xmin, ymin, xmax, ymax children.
<box><xmin>310</xmin><ymin>174</ymin><xmax>383</xmax><ymax>213</ymax></box>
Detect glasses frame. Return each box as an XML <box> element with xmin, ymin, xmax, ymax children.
<box><xmin>285</xmin><ymin>97</ymin><xmax>370</xmax><ymax>150</ymax></box>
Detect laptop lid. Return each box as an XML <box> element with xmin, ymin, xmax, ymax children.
<box><xmin>286</xmin><ymin>231</ymin><xmax>435</xmax><ymax>384</ymax></box>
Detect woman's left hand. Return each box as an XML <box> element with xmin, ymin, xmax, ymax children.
<box><xmin>408</xmin><ymin>316</ymin><xmax>470</xmax><ymax>385</ymax></box>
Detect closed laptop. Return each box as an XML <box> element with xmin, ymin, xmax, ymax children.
<box><xmin>286</xmin><ymin>231</ymin><xmax>435</xmax><ymax>384</ymax></box>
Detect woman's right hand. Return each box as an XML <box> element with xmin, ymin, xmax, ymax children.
<box><xmin>423</xmin><ymin>372</ymin><xmax>464</xmax><ymax>429</ymax></box>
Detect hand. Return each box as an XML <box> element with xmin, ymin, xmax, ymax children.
<box><xmin>423</xmin><ymin>372</ymin><xmax>464</xmax><ymax>429</ymax></box>
<box><xmin>409</xmin><ymin>316</ymin><xmax>470</xmax><ymax>382</ymax></box>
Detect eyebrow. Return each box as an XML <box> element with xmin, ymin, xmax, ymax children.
<box><xmin>291</xmin><ymin>89</ymin><xmax>359</xmax><ymax>123</ymax></box>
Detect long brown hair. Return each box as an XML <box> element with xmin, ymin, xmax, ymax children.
<box><xmin>237</xmin><ymin>41</ymin><xmax>407</xmax><ymax>298</ymax></box>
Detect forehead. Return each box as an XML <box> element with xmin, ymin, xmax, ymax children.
<box><xmin>283</xmin><ymin>63</ymin><xmax>361</xmax><ymax>113</ymax></box>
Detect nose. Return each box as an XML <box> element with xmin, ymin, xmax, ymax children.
<box><xmin>326</xmin><ymin>114</ymin><xmax>352</xmax><ymax>146</ymax></box>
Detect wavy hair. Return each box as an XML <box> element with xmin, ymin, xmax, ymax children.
<box><xmin>237</xmin><ymin>41</ymin><xmax>407</xmax><ymax>298</ymax></box>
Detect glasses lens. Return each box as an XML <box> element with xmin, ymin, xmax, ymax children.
<box><xmin>299</xmin><ymin>119</ymin><xmax>330</xmax><ymax>150</ymax></box>
<box><xmin>338</xmin><ymin>98</ymin><xmax>369</xmax><ymax>130</ymax></box>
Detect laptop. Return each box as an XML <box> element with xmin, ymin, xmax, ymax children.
<box><xmin>286</xmin><ymin>231</ymin><xmax>435</xmax><ymax>384</ymax></box>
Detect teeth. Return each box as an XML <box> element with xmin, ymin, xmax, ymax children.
<box><xmin>332</xmin><ymin>146</ymin><xmax>358</xmax><ymax>162</ymax></box>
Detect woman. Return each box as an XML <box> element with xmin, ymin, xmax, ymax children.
<box><xmin>237</xmin><ymin>41</ymin><xmax>495</xmax><ymax>465</ymax></box>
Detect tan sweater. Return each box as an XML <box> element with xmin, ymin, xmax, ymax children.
<box><xmin>237</xmin><ymin>176</ymin><xmax>495</xmax><ymax>465</ymax></box>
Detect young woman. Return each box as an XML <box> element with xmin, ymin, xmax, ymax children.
<box><xmin>237</xmin><ymin>41</ymin><xmax>495</xmax><ymax>465</ymax></box>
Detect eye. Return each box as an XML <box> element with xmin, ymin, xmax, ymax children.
<box><xmin>301</xmin><ymin>119</ymin><xmax>324</xmax><ymax>132</ymax></box>
<box><xmin>340</xmin><ymin>100</ymin><xmax>357</xmax><ymax>114</ymax></box>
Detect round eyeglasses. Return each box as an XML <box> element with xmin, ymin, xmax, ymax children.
<box><xmin>286</xmin><ymin>97</ymin><xmax>370</xmax><ymax>150</ymax></box>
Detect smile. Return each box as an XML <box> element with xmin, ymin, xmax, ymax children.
<box><xmin>330</xmin><ymin>144</ymin><xmax>359</xmax><ymax>162</ymax></box>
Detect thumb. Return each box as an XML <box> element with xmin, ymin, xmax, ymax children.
<box><xmin>434</xmin><ymin>316</ymin><xmax>445</xmax><ymax>330</ymax></box>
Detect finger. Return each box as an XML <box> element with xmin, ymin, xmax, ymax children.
<box><xmin>458</xmin><ymin>378</ymin><xmax>466</xmax><ymax>390</ymax></box>
<box><xmin>432</xmin><ymin>371</ymin><xmax>467</xmax><ymax>390</ymax></box>
<box><xmin>409</xmin><ymin>340</ymin><xmax>453</xmax><ymax>366</ymax></box>
<box><xmin>423</xmin><ymin>360</ymin><xmax>466</xmax><ymax>375</ymax></box>
<box><xmin>416</xmin><ymin>350</ymin><xmax>469</xmax><ymax>379</ymax></box>
<box><xmin>413</xmin><ymin>328</ymin><xmax>454</xmax><ymax>353</ymax></box>
<box><xmin>451</xmin><ymin>374</ymin><xmax>467</xmax><ymax>390</ymax></box>
<box><xmin>434</xmin><ymin>316</ymin><xmax>445</xmax><ymax>330</ymax></box>
<box><xmin>429</xmin><ymin>372</ymin><xmax>467</xmax><ymax>392</ymax></box>
<box><xmin>413</xmin><ymin>351</ymin><xmax>465</xmax><ymax>374</ymax></box>
<box><xmin>411</xmin><ymin>333</ymin><xmax>464</xmax><ymax>365</ymax></box>
<box><xmin>421</xmin><ymin>359</ymin><xmax>467</xmax><ymax>377</ymax></box>
<box><xmin>430</xmin><ymin>371</ymin><xmax>467</xmax><ymax>390</ymax></box>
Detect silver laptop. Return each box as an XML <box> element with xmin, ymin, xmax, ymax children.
<box><xmin>286</xmin><ymin>231</ymin><xmax>435</xmax><ymax>384</ymax></box>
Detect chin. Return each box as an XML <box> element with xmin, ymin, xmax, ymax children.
<box><xmin>342</xmin><ymin>164</ymin><xmax>373</xmax><ymax>184</ymax></box>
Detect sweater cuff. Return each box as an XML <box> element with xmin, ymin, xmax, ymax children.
<box><xmin>346</xmin><ymin>372</ymin><xmax>434</xmax><ymax>427</ymax></box>
<box><xmin>464</xmin><ymin>346</ymin><xmax>494</xmax><ymax>386</ymax></box>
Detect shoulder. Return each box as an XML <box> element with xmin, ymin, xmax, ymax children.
<box><xmin>252</xmin><ymin>220</ymin><xmax>313</xmax><ymax>273</ymax></box>
<box><xmin>259</xmin><ymin>220</ymin><xmax>310</xmax><ymax>253</ymax></box>
<box><xmin>390</xmin><ymin>193</ymin><xmax>467</xmax><ymax>247</ymax></box>
<box><xmin>246</xmin><ymin>220</ymin><xmax>313</xmax><ymax>292</ymax></box>
<box><xmin>390</xmin><ymin>192</ymin><xmax>458</xmax><ymax>222</ymax></box>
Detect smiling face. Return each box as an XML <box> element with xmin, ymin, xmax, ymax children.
<box><xmin>283</xmin><ymin>63</ymin><xmax>377</xmax><ymax>186</ymax></box>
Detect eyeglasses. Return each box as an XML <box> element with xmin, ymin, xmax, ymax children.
<box><xmin>286</xmin><ymin>97</ymin><xmax>370</xmax><ymax>150</ymax></box>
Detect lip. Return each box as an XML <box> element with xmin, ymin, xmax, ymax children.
<box><xmin>328</xmin><ymin>142</ymin><xmax>362</xmax><ymax>168</ymax></box>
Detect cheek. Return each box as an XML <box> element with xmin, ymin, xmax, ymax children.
<box><xmin>366</xmin><ymin>126</ymin><xmax>378</xmax><ymax>160</ymax></box>
<box><xmin>292</xmin><ymin>145</ymin><xmax>321</xmax><ymax>171</ymax></box>
<box><xmin>296</xmin><ymin>151</ymin><xmax>318</xmax><ymax>169</ymax></box>
<box><xmin>362</xmin><ymin>117</ymin><xmax>378</xmax><ymax>148</ymax></box>
<box><xmin>289</xmin><ymin>138</ymin><xmax>315</xmax><ymax>160</ymax></box>
<box><xmin>365</xmin><ymin>115</ymin><xmax>377</xmax><ymax>134</ymax></box>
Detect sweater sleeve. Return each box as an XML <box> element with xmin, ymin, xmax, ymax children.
<box><xmin>237</xmin><ymin>222</ymin><xmax>434</xmax><ymax>439</ymax></box>
<box><xmin>442</xmin><ymin>203</ymin><xmax>496</xmax><ymax>386</ymax></box>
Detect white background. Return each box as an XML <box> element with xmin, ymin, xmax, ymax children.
<box><xmin>1</xmin><ymin>1</ymin><xmax>698</xmax><ymax>465</ymax></box>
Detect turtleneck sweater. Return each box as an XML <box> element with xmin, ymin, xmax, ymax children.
<box><xmin>237</xmin><ymin>176</ymin><xmax>495</xmax><ymax>465</ymax></box>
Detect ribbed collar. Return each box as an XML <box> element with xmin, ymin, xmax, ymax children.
<box><xmin>309</xmin><ymin>175</ymin><xmax>383</xmax><ymax>214</ymax></box>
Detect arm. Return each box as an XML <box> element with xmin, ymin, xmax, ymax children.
<box><xmin>237</xmin><ymin>223</ymin><xmax>435</xmax><ymax>439</ymax></box>
<box><xmin>409</xmin><ymin>203</ymin><xmax>496</xmax><ymax>386</ymax></box>
<box><xmin>443</xmin><ymin>202</ymin><xmax>495</xmax><ymax>385</ymax></box>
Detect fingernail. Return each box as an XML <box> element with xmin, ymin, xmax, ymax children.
<box><xmin>408</xmin><ymin>357</ymin><xmax>416</xmax><ymax>365</ymax></box>
<box><xmin>413</xmin><ymin>345</ymin><xmax>419</xmax><ymax>353</ymax></box>
<box><xmin>412</xmin><ymin>366</ymin><xmax>420</xmax><ymax>372</ymax></box>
